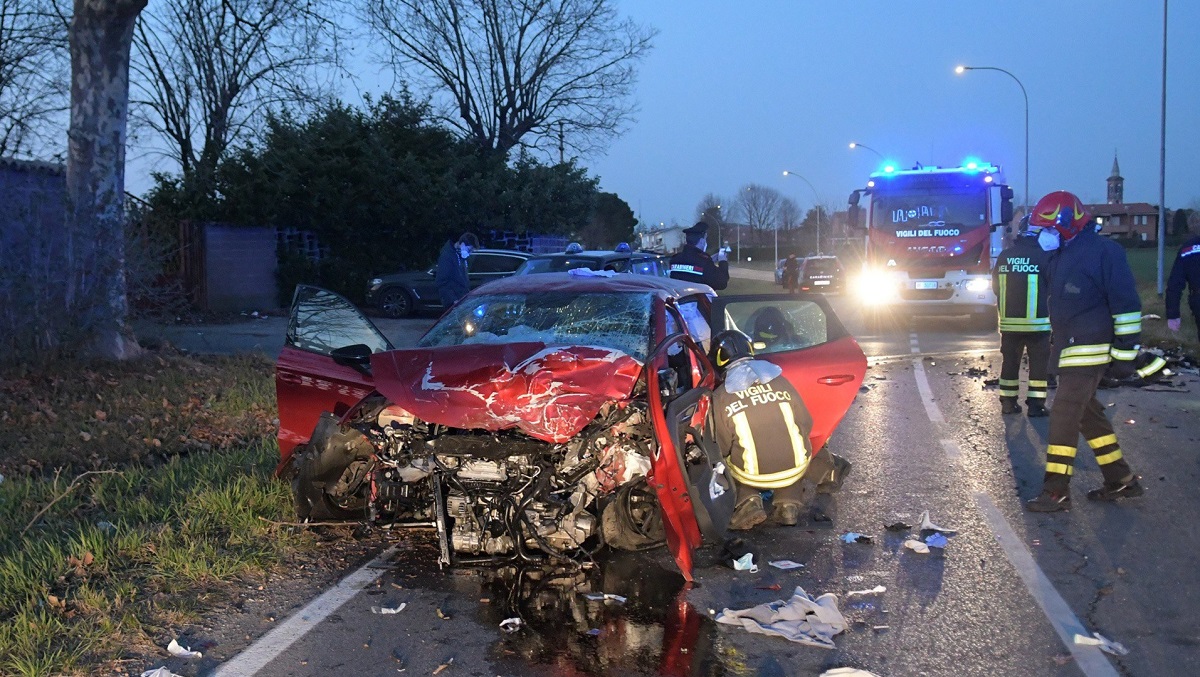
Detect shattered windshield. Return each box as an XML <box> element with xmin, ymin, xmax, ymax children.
<box><xmin>419</xmin><ymin>291</ymin><xmax>655</xmax><ymax>361</ymax></box>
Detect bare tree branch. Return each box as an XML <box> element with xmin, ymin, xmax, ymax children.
<box><xmin>363</xmin><ymin>0</ymin><xmax>655</xmax><ymax>159</ymax></box>
<box><xmin>129</xmin><ymin>0</ymin><xmax>347</xmax><ymax>186</ymax></box>
<box><xmin>0</xmin><ymin>0</ymin><xmax>69</xmax><ymax>158</ymax></box>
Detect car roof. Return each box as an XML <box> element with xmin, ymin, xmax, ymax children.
<box><xmin>525</xmin><ymin>250</ymin><xmax>661</xmax><ymax>262</ymax></box>
<box><xmin>473</xmin><ymin>248</ymin><xmax>532</xmax><ymax>257</ymax></box>
<box><xmin>467</xmin><ymin>270</ymin><xmax>712</xmax><ymax>300</ymax></box>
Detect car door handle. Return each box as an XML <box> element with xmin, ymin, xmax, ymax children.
<box><xmin>817</xmin><ymin>374</ymin><xmax>855</xmax><ymax>386</ymax></box>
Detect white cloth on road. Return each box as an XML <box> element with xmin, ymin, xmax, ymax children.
<box><xmin>819</xmin><ymin>669</ymin><xmax>882</xmax><ymax>677</ymax></box>
<box><xmin>715</xmin><ymin>585</ymin><xmax>847</xmax><ymax>649</ymax></box>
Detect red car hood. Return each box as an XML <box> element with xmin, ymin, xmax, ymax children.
<box><xmin>371</xmin><ymin>343</ymin><xmax>643</xmax><ymax>443</ymax></box>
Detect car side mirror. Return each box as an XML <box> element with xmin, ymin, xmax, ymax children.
<box><xmin>331</xmin><ymin>343</ymin><xmax>373</xmax><ymax>374</ymax></box>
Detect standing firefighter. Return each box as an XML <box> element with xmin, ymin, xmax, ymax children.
<box><xmin>670</xmin><ymin>222</ymin><xmax>729</xmax><ymax>290</ymax></box>
<box><xmin>1025</xmin><ymin>191</ymin><xmax>1144</xmax><ymax>512</ymax></box>
<box><xmin>709</xmin><ymin>330</ymin><xmax>849</xmax><ymax>528</ymax></box>
<box><xmin>992</xmin><ymin>216</ymin><xmax>1052</xmax><ymax>416</ymax></box>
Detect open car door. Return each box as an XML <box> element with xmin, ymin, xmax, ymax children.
<box><xmin>275</xmin><ymin>285</ymin><xmax>392</xmax><ymax>471</ymax></box>
<box><xmin>645</xmin><ymin>328</ymin><xmax>735</xmax><ymax>582</ymax></box>
<box><xmin>710</xmin><ymin>294</ymin><xmax>866</xmax><ymax>453</ymax></box>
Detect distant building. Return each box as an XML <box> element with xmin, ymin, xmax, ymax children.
<box><xmin>638</xmin><ymin>225</ymin><xmax>686</xmax><ymax>253</ymax></box>
<box><xmin>1085</xmin><ymin>154</ymin><xmax>1159</xmax><ymax>243</ymax></box>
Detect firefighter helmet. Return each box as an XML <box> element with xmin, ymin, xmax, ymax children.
<box><xmin>1029</xmin><ymin>191</ymin><xmax>1091</xmax><ymax>241</ymax></box>
<box><xmin>711</xmin><ymin>330</ymin><xmax>754</xmax><ymax>371</ymax></box>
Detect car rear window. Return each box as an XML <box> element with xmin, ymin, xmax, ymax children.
<box><xmin>805</xmin><ymin>259</ymin><xmax>841</xmax><ymax>275</ymax></box>
<box><xmin>419</xmin><ymin>291</ymin><xmax>654</xmax><ymax>361</ymax></box>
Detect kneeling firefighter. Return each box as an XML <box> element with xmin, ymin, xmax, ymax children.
<box><xmin>710</xmin><ymin>330</ymin><xmax>849</xmax><ymax>529</ymax></box>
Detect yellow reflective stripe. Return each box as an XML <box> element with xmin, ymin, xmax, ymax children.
<box><xmin>1112</xmin><ymin>312</ymin><xmax>1142</xmax><ymax>324</ymax></box>
<box><xmin>1061</xmin><ymin>343</ymin><xmax>1111</xmax><ymax>357</ymax></box>
<box><xmin>1027</xmin><ymin>276</ymin><xmax>1038</xmax><ymax>321</ymax></box>
<box><xmin>1028</xmin><ymin>380</ymin><xmax>1048</xmax><ymax>388</ymax></box>
<box><xmin>727</xmin><ymin>461</ymin><xmax>807</xmax><ymax>490</ymax></box>
<box><xmin>1137</xmin><ymin>356</ymin><xmax>1167</xmax><ymax>378</ymax></box>
<box><xmin>1046</xmin><ymin>462</ymin><xmax>1075</xmax><ymax>476</ymax></box>
<box><xmin>1000</xmin><ymin>323</ymin><xmax>1051</xmax><ymax>332</ymax></box>
<box><xmin>1048</xmin><ymin>444</ymin><xmax>1077</xmax><ymax>458</ymax></box>
<box><xmin>999</xmin><ymin>390</ymin><xmax>1019</xmax><ymax>397</ymax></box>
<box><xmin>1059</xmin><ymin>354</ymin><xmax>1111</xmax><ymax>368</ymax></box>
<box><xmin>1027</xmin><ymin>391</ymin><xmax>1048</xmax><ymax>399</ymax></box>
<box><xmin>1087</xmin><ymin>434</ymin><xmax>1118</xmax><ymax>449</ymax></box>
<box><xmin>1110</xmin><ymin>347</ymin><xmax>1139</xmax><ymax>361</ymax></box>
<box><xmin>999</xmin><ymin>379</ymin><xmax>1020</xmax><ymax>386</ymax></box>
<box><xmin>732</xmin><ymin>411</ymin><xmax>758</xmax><ymax>476</ymax></box>
<box><xmin>1113</xmin><ymin>324</ymin><xmax>1140</xmax><ymax>336</ymax></box>
<box><xmin>1095</xmin><ymin>449</ymin><xmax>1124</xmax><ymax>465</ymax></box>
<box><xmin>998</xmin><ymin>274</ymin><xmax>1007</xmax><ymax>318</ymax></box>
<box><xmin>1060</xmin><ymin>343</ymin><xmax>1112</xmax><ymax>367</ymax></box>
<box><xmin>778</xmin><ymin>402</ymin><xmax>810</xmax><ymax>472</ymax></box>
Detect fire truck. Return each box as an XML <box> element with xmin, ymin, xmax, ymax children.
<box><xmin>847</xmin><ymin>162</ymin><xmax>1014</xmax><ymax>330</ymax></box>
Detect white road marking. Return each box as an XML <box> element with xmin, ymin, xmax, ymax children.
<box><xmin>907</xmin><ymin>333</ymin><xmax>1119</xmax><ymax>676</ymax></box>
<box><xmin>212</xmin><ymin>545</ymin><xmax>400</xmax><ymax>677</ymax></box>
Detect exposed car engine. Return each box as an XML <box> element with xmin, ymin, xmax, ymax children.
<box><xmin>290</xmin><ymin>395</ymin><xmax>664</xmax><ymax>565</ymax></box>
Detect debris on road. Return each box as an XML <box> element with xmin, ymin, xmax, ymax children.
<box><xmin>436</xmin><ymin>607</ymin><xmax>451</xmax><ymax>620</ymax></box>
<box><xmin>499</xmin><ymin>617</ymin><xmax>523</xmax><ymax>633</ymax></box>
<box><xmin>166</xmin><ymin>639</ymin><xmax>202</xmax><ymax>658</ymax></box>
<box><xmin>141</xmin><ymin>668</ymin><xmax>184</xmax><ymax>677</ymax></box>
<box><xmin>925</xmin><ymin>533</ymin><xmax>949</xmax><ymax>549</ymax></box>
<box><xmin>840</xmin><ymin>532</ymin><xmax>873</xmax><ymax>544</ymax></box>
<box><xmin>370</xmin><ymin>603</ymin><xmax>407</xmax><ymax>615</ymax></box>
<box><xmin>883</xmin><ymin>521</ymin><xmax>912</xmax><ymax>531</ymax></box>
<box><xmin>768</xmin><ymin>560</ymin><xmax>805</xmax><ymax>570</ymax></box>
<box><xmin>846</xmin><ymin>585</ymin><xmax>886</xmax><ymax>596</ymax></box>
<box><xmin>918</xmin><ymin>510</ymin><xmax>957</xmax><ymax>534</ymax></box>
<box><xmin>904</xmin><ymin>539</ymin><xmax>930</xmax><ymax>554</ymax></box>
<box><xmin>715</xmin><ymin>585</ymin><xmax>848</xmax><ymax>649</ymax></box>
<box><xmin>432</xmin><ymin>657</ymin><xmax>454</xmax><ymax>674</ymax></box>
<box><xmin>1074</xmin><ymin>631</ymin><xmax>1129</xmax><ymax>656</ymax></box>
<box><xmin>819</xmin><ymin>669</ymin><xmax>882</xmax><ymax>677</ymax></box>
<box><xmin>584</xmin><ymin>593</ymin><xmax>627</xmax><ymax>603</ymax></box>
<box><xmin>733</xmin><ymin>552</ymin><xmax>759</xmax><ymax>573</ymax></box>
<box><xmin>757</xmin><ymin>583</ymin><xmax>783</xmax><ymax>590</ymax></box>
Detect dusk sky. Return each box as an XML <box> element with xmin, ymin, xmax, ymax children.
<box><xmin>586</xmin><ymin>1</ymin><xmax>1200</xmax><ymax>229</ymax></box>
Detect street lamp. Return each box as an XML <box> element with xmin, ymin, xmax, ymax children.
<box><xmin>848</xmin><ymin>142</ymin><xmax>885</xmax><ymax>160</ymax></box>
<box><xmin>782</xmin><ymin>170</ymin><xmax>822</xmax><ymax>256</ymax></box>
<box><xmin>956</xmin><ymin>64</ymin><xmax>1029</xmax><ymax>209</ymax></box>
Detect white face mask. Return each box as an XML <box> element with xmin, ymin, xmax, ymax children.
<box><xmin>1037</xmin><ymin>228</ymin><xmax>1061</xmax><ymax>252</ymax></box>
<box><xmin>459</xmin><ymin>244</ymin><xmax>471</xmax><ymax>259</ymax></box>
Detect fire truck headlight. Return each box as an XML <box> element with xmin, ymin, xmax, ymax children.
<box><xmin>964</xmin><ymin>278</ymin><xmax>991</xmax><ymax>293</ymax></box>
<box><xmin>856</xmin><ymin>270</ymin><xmax>899</xmax><ymax>305</ymax></box>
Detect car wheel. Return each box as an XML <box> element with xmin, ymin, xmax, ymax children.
<box><xmin>379</xmin><ymin>288</ymin><xmax>414</xmax><ymax>318</ymax></box>
<box><xmin>292</xmin><ymin>413</ymin><xmax>372</xmax><ymax>521</ymax></box>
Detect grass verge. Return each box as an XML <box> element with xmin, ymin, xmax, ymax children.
<box><xmin>0</xmin><ymin>351</ymin><xmax>317</xmax><ymax>675</ymax></box>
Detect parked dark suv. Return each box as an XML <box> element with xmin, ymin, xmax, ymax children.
<box><xmin>365</xmin><ymin>249</ymin><xmax>532</xmax><ymax>318</ymax></box>
<box><xmin>795</xmin><ymin>255</ymin><xmax>845</xmax><ymax>293</ymax></box>
<box><xmin>513</xmin><ymin>248</ymin><xmax>671</xmax><ymax>277</ymax></box>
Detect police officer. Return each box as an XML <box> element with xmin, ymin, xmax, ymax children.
<box><xmin>992</xmin><ymin>216</ymin><xmax>1052</xmax><ymax>417</ymax></box>
<box><xmin>670</xmin><ymin>222</ymin><xmax>729</xmax><ymax>290</ymax></box>
<box><xmin>1165</xmin><ymin>233</ymin><xmax>1200</xmax><ymax>341</ymax></box>
<box><xmin>1025</xmin><ymin>191</ymin><xmax>1144</xmax><ymax>512</ymax></box>
<box><xmin>710</xmin><ymin>330</ymin><xmax>841</xmax><ymax>528</ymax></box>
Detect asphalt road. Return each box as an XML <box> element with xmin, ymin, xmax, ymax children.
<box><xmin>143</xmin><ymin>279</ymin><xmax>1200</xmax><ymax>677</ymax></box>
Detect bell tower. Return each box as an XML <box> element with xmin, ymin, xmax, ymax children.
<box><xmin>1107</xmin><ymin>153</ymin><xmax>1124</xmax><ymax>205</ymax></box>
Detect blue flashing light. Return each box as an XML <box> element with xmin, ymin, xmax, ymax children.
<box><xmin>966</xmin><ymin>161</ymin><xmax>978</xmax><ymax>170</ymax></box>
<box><xmin>883</xmin><ymin>165</ymin><xmax>895</xmax><ymax>174</ymax></box>
<box><xmin>984</xmin><ymin>175</ymin><xmax>994</xmax><ymax>183</ymax></box>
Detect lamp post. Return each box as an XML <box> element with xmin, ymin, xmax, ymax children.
<box><xmin>782</xmin><ymin>170</ymin><xmax>822</xmax><ymax>255</ymax></box>
<box><xmin>956</xmin><ymin>65</ymin><xmax>1029</xmax><ymax>210</ymax></box>
<box><xmin>848</xmin><ymin>142</ymin><xmax>885</xmax><ymax>160</ymax></box>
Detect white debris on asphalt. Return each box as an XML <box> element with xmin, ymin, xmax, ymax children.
<box><xmin>584</xmin><ymin>593</ymin><xmax>627</xmax><ymax>603</ymax></box>
<box><xmin>141</xmin><ymin>668</ymin><xmax>184</xmax><ymax>677</ymax></box>
<box><xmin>918</xmin><ymin>510</ymin><xmax>957</xmax><ymax>534</ymax></box>
<box><xmin>904</xmin><ymin>539</ymin><xmax>930</xmax><ymax>554</ymax></box>
<box><xmin>819</xmin><ymin>668</ymin><xmax>882</xmax><ymax>677</ymax></box>
<box><xmin>568</xmin><ymin>267</ymin><xmax>616</xmax><ymax>277</ymax></box>
<box><xmin>166</xmin><ymin>639</ymin><xmax>202</xmax><ymax>658</ymax></box>
<box><xmin>846</xmin><ymin>586</ymin><xmax>886</xmax><ymax>596</ymax></box>
<box><xmin>733</xmin><ymin>552</ymin><xmax>759</xmax><ymax>573</ymax></box>
<box><xmin>1074</xmin><ymin>632</ymin><xmax>1130</xmax><ymax>656</ymax></box>
<box><xmin>768</xmin><ymin>560</ymin><xmax>805</xmax><ymax>570</ymax></box>
<box><xmin>715</xmin><ymin>586</ymin><xmax>848</xmax><ymax>649</ymax></box>
<box><xmin>499</xmin><ymin>617</ymin><xmax>523</xmax><ymax>633</ymax></box>
<box><xmin>370</xmin><ymin>603</ymin><xmax>407</xmax><ymax>614</ymax></box>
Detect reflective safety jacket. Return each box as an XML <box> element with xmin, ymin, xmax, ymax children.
<box><xmin>1165</xmin><ymin>235</ymin><xmax>1200</xmax><ymax>320</ymax></box>
<box><xmin>1046</xmin><ymin>227</ymin><xmax>1142</xmax><ymax>369</ymax></box>
<box><xmin>669</xmin><ymin>245</ymin><xmax>730</xmax><ymax>290</ymax></box>
<box><xmin>992</xmin><ymin>234</ymin><xmax>1051</xmax><ymax>333</ymax></box>
<box><xmin>712</xmin><ymin>375</ymin><xmax>812</xmax><ymax>489</ymax></box>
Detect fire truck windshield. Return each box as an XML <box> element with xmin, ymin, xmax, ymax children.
<box><xmin>868</xmin><ymin>189</ymin><xmax>990</xmax><ymax>265</ymax></box>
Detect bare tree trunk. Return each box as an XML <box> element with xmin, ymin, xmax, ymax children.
<box><xmin>66</xmin><ymin>0</ymin><xmax>147</xmax><ymax>359</ymax></box>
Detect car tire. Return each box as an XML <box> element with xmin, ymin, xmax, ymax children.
<box><xmin>292</xmin><ymin>414</ymin><xmax>373</xmax><ymax>521</ymax></box>
<box><xmin>379</xmin><ymin>288</ymin><xmax>414</xmax><ymax>318</ymax></box>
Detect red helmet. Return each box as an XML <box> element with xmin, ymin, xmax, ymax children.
<box><xmin>1029</xmin><ymin>191</ymin><xmax>1091</xmax><ymax>241</ymax></box>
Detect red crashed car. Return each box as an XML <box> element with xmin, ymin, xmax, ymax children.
<box><xmin>276</xmin><ymin>274</ymin><xmax>866</xmax><ymax>579</ymax></box>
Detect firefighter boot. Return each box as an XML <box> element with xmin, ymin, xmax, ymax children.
<box><xmin>729</xmin><ymin>494</ymin><xmax>767</xmax><ymax>531</ymax></box>
<box><xmin>1026</xmin><ymin>401</ymin><xmax>1049</xmax><ymax>417</ymax></box>
<box><xmin>1000</xmin><ymin>397</ymin><xmax>1022</xmax><ymax>415</ymax></box>
<box><xmin>1026</xmin><ymin>489</ymin><xmax>1071</xmax><ymax>512</ymax></box>
<box><xmin>1086</xmin><ymin>475</ymin><xmax>1144</xmax><ymax>502</ymax></box>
